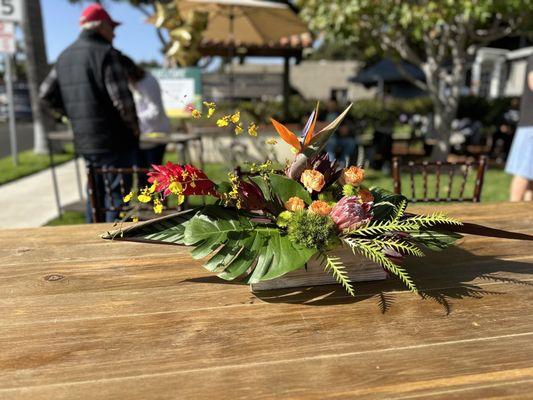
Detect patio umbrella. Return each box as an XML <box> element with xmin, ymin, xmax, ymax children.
<box><xmin>176</xmin><ymin>0</ymin><xmax>309</xmax><ymax>100</ymax></box>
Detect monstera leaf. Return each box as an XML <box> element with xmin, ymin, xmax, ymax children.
<box><xmin>104</xmin><ymin>206</ymin><xmax>316</xmax><ymax>283</ymax></box>
<box><xmin>183</xmin><ymin>207</ymin><xmax>316</xmax><ymax>282</ymax></box>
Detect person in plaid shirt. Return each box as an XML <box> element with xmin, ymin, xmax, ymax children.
<box><xmin>40</xmin><ymin>4</ymin><xmax>140</xmax><ymax>222</ymax></box>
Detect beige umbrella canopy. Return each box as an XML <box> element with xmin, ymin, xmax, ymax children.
<box><xmin>176</xmin><ymin>0</ymin><xmax>309</xmax><ymax>45</ymax></box>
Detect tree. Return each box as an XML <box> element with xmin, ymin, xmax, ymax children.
<box><xmin>298</xmin><ymin>0</ymin><xmax>533</xmax><ymax>159</ymax></box>
<box><xmin>23</xmin><ymin>0</ymin><xmax>54</xmax><ymax>154</ymax></box>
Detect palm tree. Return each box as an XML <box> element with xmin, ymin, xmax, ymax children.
<box><xmin>22</xmin><ymin>0</ymin><xmax>53</xmax><ymax>154</ymax></box>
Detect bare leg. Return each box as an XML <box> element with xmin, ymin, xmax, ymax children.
<box><xmin>524</xmin><ymin>181</ymin><xmax>533</xmax><ymax>201</ymax></box>
<box><xmin>510</xmin><ymin>175</ymin><xmax>530</xmax><ymax>201</ymax></box>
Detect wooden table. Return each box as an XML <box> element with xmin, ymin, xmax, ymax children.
<box><xmin>1</xmin><ymin>202</ymin><xmax>532</xmax><ymax>399</ymax></box>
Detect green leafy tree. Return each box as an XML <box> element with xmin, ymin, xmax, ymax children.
<box><xmin>298</xmin><ymin>0</ymin><xmax>533</xmax><ymax>158</ymax></box>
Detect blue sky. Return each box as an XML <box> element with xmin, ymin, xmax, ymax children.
<box><xmin>42</xmin><ymin>0</ymin><xmax>164</xmax><ymax>63</ymax></box>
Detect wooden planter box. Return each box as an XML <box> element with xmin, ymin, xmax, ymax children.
<box><xmin>250</xmin><ymin>248</ymin><xmax>387</xmax><ymax>292</ymax></box>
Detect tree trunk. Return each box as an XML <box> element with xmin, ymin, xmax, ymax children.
<box><xmin>431</xmin><ymin>109</ymin><xmax>454</xmax><ymax>161</ymax></box>
<box><xmin>22</xmin><ymin>0</ymin><xmax>54</xmax><ymax>154</ymax></box>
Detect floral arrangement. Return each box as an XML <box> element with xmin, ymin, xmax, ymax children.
<box><xmin>114</xmin><ymin>103</ymin><xmax>463</xmax><ymax>296</ymax></box>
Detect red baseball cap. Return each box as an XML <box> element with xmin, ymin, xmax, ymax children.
<box><xmin>80</xmin><ymin>4</ymin><xmax>121</xmax><ymax>28</ymax></box>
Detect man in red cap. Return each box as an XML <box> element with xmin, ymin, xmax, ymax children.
<box><xmin>40</xmin><ymin>3</ymin><xmax>140</xmax><ymax>223</ymax></box>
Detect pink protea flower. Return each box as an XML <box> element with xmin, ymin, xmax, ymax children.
<box><xmin>330</xmin><ymin>196</ymin><xmax>373</xmax><ymax>231</ymax></box>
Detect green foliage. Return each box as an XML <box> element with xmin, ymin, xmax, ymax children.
<box><xmin>276</xmin><ymin>211</ymin><xmax>293</xmax><ymax>228</ymax></box>
<box><xmin>322</xmin><ymin>254</ymin><xmax>355</xmax><ymax>296</ymax></box>
<box><xmin>182</xmin><ymin>206</ymin><xmax>316</xmax><ymax>282</ymax></box>
<box><xmin>287</xmin><ymin>211</ymin><xmax>338</xmax><ymax>251</ymax></box>
<box><xmin>251</xmin><ymin>173</ymin><xmax>312</xmax><ymax>205</ymax></box>
<box><xmin>344</xmin><ymin>236</ymin><xmax>417</xmax><ymax>292</ymax></box>
<box><xmin>342</xmin><ymin>184</ymin><xmax>357</xmax><ymax>197</ymax></box>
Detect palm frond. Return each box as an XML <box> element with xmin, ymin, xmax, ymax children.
<box><xmin>323</xmin><ymin>254</ymin><xmax>355</xmax><ymax>296</ymax></box>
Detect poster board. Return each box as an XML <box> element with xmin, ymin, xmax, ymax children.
<box><xmin>150</xmin><ymin>67</ymin><xmax>202</xmax><ymax>118</ymax></box>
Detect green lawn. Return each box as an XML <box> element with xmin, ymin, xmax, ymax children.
<box><xmin>0</xmin><ymin>149</ymin><xmax>74</xmax><ymax>186</ymax></box>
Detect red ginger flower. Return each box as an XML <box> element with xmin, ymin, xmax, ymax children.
<box><xmin>147</xmin><ymin>162</ymin><xmax>216</xmax><ymax>198</ymax></box>
<box><xmin>330</xmin><ymin>196</ymin><xmax>373</xmax><ymax>231</ymax></box>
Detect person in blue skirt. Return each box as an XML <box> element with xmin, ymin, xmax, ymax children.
<box><xmin>506</xmin><ymin>53</ymin><xmax>533</xmax><ymax>201</ymax></box>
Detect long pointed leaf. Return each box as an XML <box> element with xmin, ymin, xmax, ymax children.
<box><xmin>271</xmin><ymin>118</ymin><xmax>301</xmax><ymax>151</ymax></box>
<box><xmin>308</xmin><ymin>103</ymin><xmax>353</xmax><ymax>150</ymax></box>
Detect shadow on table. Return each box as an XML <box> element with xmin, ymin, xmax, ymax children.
<box><xmin>253</xmin><ymin>245</ymin><xmax>533</xmax><ymax>314</ymax></box>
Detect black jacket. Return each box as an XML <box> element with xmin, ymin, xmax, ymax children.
<box><xmin>54</xmin><ymin>31</ymin><xmax>138</xmax><ymax>154</ymax></box>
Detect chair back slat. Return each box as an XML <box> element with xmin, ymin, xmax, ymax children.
<box><xmin>391</xmin><ymin>156</ymin><xmax>488</xmax><ymax>203</ymax></box>
<box><xmin>458</xmin><ymin>163</ymin><xmax>470</xmax><ymax>200</ymax></box>
<box><xmin>435</xmin><ymin>162</ymin><xmax>441</xmax><ymax>201</ymax></box>
<box><xmin>408</xmin><ymin>162</ymin><xmax>416</xmax><ymax>202</ymax></box>
<box><xmin>446</xmin><ymin>166</ymin><xmax>455</xmax><ymax>201</ymax></box>
<box><xmin>421</xmin><ymin>162</ymin><xmax>428</xmax><ymax>202</ymax></box>
<box><xmin>473</xmin><ymin>156</ymin><xmax>488</xmax><ymax>202</ymax></box>
<box><xmin>87</xmin><ymin>166</ymin><xmax>156</xmax><ymax>223</ymax></box>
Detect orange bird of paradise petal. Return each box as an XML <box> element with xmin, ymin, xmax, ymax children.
<box><xmin>270</xmin><ymin>118</ymin><xmax>301</xmax><ymax>152</ymax></box>
<box><xmin>303</xmin><ymin>102</ymin><xmax>320</xmax><ymax>146</ymax></box>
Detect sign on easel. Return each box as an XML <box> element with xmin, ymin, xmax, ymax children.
<box><xmin>0</xmin><ymin>0</ymin><xmax>22</xmax><ymax>23</ymax></box>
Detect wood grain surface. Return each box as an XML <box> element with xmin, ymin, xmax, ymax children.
<box><xmin>0</xmin><ymin>202</ymin><xmax>532</xmax><ymax>400</ymax></box>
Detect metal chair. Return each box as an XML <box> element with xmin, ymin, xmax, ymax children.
<box><xmin>87</xmin><ymin>166</ymin><xmax>152</xmax><ymax>223</ymax></box>
<box><xmin>391</xmin><ymin>155</ymin><xmax>488</xmax><ymax>203</ymax></box>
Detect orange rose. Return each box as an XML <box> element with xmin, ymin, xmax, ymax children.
<box><xmin>359</xmin><ymin>188</ymin><xmax>374</xmax><ymax>203</ymax></box>
<box><xmin>284</xmin><ymin>196</ymin><xmax>305</xmax><ymax>212</ymax></box>
<box><xmin>340</xmin><ymin>166</ymin><xmax>365</xmax><ymax>186</ymax></box>
<box><xmin>300</xmin><ymin>169</ymin><xmax>325</xmax><ymax>193</ymax></box>
<box><xmin>308</xmin><ymin>200</ymin><xmax>332</xmax><ymax>216</ymax></box>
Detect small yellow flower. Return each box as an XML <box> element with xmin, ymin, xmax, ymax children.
<box><xmin>207</xmin><ymin>107</ymin><xmax>215</xmax><ymax>118</ymax></box>
<box><xmin>123</xmin><ymin>191</ymin><xmax>134</xmax><ymax>203</ymax></box>
<box><xmin>176</xmin><ymin>194</ymin><xmax>185</xmax><ymax>205</ymax></box>
<box><xmin>137</xmin><ymin>194</ymin><xmax>151</xmax><ymax>203</ymax></box>
<box><xmin>149</xmin><ymin>181</ymin><xmax>157</xmax><ymax>194</ymax></box>
<box><xmin>216</xmin><ymin>117</ymin><xmax>229</xmax><ymax>127</ymax></box>
<box><xmin>169</xmin><ymin>181</ymin><xmax>183</xmax><ymax>195</ymax></box>
<box><xmin>153</xmin><ymin>200</ymin><xmax>163</xmax><ymax>214</ymax></box>
<box><xmin>265</xmin><ymin>138</ymin><xmax>277</xmax><ymax>145</ymax></box>
<box><xmin>132</xmin><ymin>216</ymin><xmax>139</xmax><ymax>223</ymax></box>
<box><xmin>191</xmin><ymin>109</ymin><xmax>201</xmax><ymax>119</ymax></box>
<box><xmin>230</xmin><ymin>111</ymin><xmax>240</xmax><ymax>124</ymax></box>
<box><xmin>234</xmin><ymin>123</ymin><xmax>243</xmax><ymax>135</ymax></box>
<box><xmin>203</xmin><ymin>102</ymin><xmax>216</xmax><ymax>118</ymax></box>
<box><xmin>248</xmin><ymin>122</ymin><xmax>258</xmax><ymax>137</ymax></box>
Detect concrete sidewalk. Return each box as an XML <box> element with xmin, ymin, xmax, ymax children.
<box><xmin>0</xmin><ymin>159</ymin><xmax>87</xmax><ymax>228</ymax></box>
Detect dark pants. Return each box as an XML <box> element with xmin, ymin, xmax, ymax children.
<box><xmin>84</xmin><ymin>149</ymin><xmax>138</xmax><ymax>223</ymax></box>
<box><xmin>137</xmin><ymin>144</ymin><xmax>166</xmax><ymax>187</ymax></box>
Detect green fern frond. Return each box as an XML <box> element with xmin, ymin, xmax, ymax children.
<box><xmin>391</xmin><ymin>199</ymin><xmax>408</xmax><ymax>223</ymax></box>
<box><xmin>347</xmin><ymin>212</ymin><xmax>461</xmax><ymax>237</ymax></box>
<box><xmin>343</xmin><ymin>237</ymin><xmax>418</xmax><ymax>293</ymax></box>
<box><xmin>323</xmin><ymin>254</ymin><xmax>355</xmax><ymax>297</ymax></box>
<box><xmin>403</xmin><ymin>213</ymin><xmax>462</xmax><ymax>228</ymax></box>
<box><xmin>372</xmin><ymin>237</ymin><xmax>425</xmax><ymax>257</ymax></box>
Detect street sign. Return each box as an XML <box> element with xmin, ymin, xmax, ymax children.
<box><xmin>0</xmin><ymin>0</ymin><xmax>22</xmax><ymax>23</ymax></box>
<box><xmin>0</xmin><ymin>21</ymin><xmax>15</xmax><ymax>54</ymax></box>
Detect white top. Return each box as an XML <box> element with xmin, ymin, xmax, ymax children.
<box><xmin>131</xmin><ymin>71</ymin><xmax>171</xmax><ymax>149</ymax></box>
